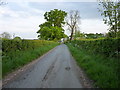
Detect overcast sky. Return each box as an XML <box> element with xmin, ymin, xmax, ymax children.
<box><xmin>0</xmin><ymin>0</ymin><xmax>109</xmax><ymax>39</ymax></box>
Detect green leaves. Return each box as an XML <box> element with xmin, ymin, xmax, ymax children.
<box><xmin>98</xmin><ymin>0</ymin><xmax>120</xmax><ymax>38</ymax></box>
<box><xmin>2</xmin><ymin>39</ymin><xmax>58</xmax><ymax>76</ymax></box>
<box><xmin>44</xmin><ymin>9</ymin><xmax>67</xmax><ymax>27</ymax></box>
<box><xmin>71</xmin><ymin>38</ymin><xmax>120</xmax><ymax>58</ymax></box>
<box><xmin>38</xmin><ymin>26</ymin><xmax>67</xmax><ymax>40</ymax></box>
<box><xmin>37</xmin><ymin>9</ymin><xmax>67</xmax><ymax>40</ymax></box>
<box><xmin>2</xmin><ymin>39</ymin><xmax>57</xmax><ymax>55</ymax></box>
<box><xmin>67</xmin><ymin>42</ymin><xmax>119</xmax><ymax>88</ymax></box>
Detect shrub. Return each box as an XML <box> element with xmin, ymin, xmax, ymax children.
<box><xmin>2</xmin><ymin>39</ymin><xmax>58</xmax><ymax>76</ymax></box>
<box><xmin>70</xmin><ymin>38</ymin><xmax>120</xmax><ymax>58</ymax></box>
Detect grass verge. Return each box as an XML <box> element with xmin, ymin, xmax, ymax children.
<box><xmin>2</xmin><ymin>43</ymin><xmax>58</xmax><ymax>77</ymax></box>
<box><xmin>66</xmin><ymin>43</ymin><xmax>119</xmax><ymax>88</ymax></box>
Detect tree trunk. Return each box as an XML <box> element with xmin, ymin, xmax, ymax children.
<box><xmin>70</xmin><ymin>28</ymin><xmax>74</xmax><ymax>41</ymax></box>
<box><xmin>114</xmin><ymin>8</ymin><xmax>117</xmax><ymax>38</ymax></box>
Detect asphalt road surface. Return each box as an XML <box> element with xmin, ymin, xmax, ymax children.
<box><xmin>3</xmin><ymin>44</ymin><xmax>83</xmax><ymax>88</ymax></box>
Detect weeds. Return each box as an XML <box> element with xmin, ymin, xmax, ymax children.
<box><xmin>2</xmin><ymin>42</ymin><xmax>58</xmax><ymax>77</ymax></box>
<box><xmin>67</xmin><ymin>43</ymin><xmax>119</xmax><ymax>88</ymax></box>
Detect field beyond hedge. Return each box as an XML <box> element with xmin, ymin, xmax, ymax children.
<box><xmin>2</xmin><ymin>39</ymin><xmax>59</xmax><ymax>77</ymax></box>
<box><xmin>66</xmin><ymin>38</ymin><xmax>120</xmax><ymax>88</ymax></box>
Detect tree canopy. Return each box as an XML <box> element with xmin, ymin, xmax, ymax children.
<box><xmin>98</xmin><ymin>0</ymin><xmax>120</xmax><ymax>38</ymax></box>
<box><xmin>73</xmin><ymin>30</ymin><xmax>85</xmax><ymax>39</ymax></box>
<box><xmin>13</xmin><ymin>36</ymin><xmax>22</xmax><ymax>41</ymax></box>
<box><xmin>0</xmin><ymin>32</ymin><xmax>11</xmax><ymax>39</ymax></box>
<box><xmin>37</xmin><ymin>9</ymin><xmax>67</xmax><ymax>40</ymax></box>
<box><xmin>44</xmin><ymin>9</ymin><xmax>67</xmax><ymax>27</ymax></box>
<box><xmin>37</xmin><ymin>26</ymin><xmax>67</xmax><ymax>40</ymax></box>
<box><xmin>85</xmin><ymin>33</ymin><xmax>105</xmax><ymax>39</ymax></box>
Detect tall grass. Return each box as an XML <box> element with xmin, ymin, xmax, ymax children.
<box><xmin>2</xmin><ymin>42</ymin><xmax>58</xmax><ymax>77</ymax></box>
<box><xmin>67</xmin><ymin>43</ymin><xmax>119</xmax><ymax>88</ymax></box>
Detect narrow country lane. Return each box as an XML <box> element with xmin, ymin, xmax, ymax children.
<box><xmin>3</xmin><ymin>44</ymin><xmax>83</xmax><ymax>88</ymax></box>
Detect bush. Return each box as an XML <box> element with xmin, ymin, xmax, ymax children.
<box><xmin>70</xmin><ymin>38</ymin><xmax>120</xmax><ymax>58</ymax></box>
<box><xmin>67</xmin><ymin>43</ymin><xmax>119</xmax><ymax>88</ymax></box>
<box><xmin>2</xmin><ymin>39</ymin><xmax>58</xmax><ymax>76</ymax></box>
<box><xmin>2</xmin><ymin>40</ymin><xmax>56</xmax><ymax>54</ymax></box>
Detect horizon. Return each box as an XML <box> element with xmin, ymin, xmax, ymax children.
<box><xmin>0</xmin><ymin>0</ymin><xmax>109</xmax><ymax>39</ymax></box>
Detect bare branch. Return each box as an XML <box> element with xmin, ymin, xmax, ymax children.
<box><xmin>65</xmin><ymin>10</ymin><xmax>80</xmax><ymax>40</ymax></box>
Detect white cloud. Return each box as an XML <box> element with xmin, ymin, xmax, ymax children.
<box><xmin>63</xmin><ymin>19</ymin><xmax>109</xmax><ymax>37</ymax></box>
<box><xmin>0</xmin><ymin>3</ymin><xmax>45</xmax><ymax>39</ymax></box>
<box><xmin>15</xmin><ymin>1</ymin><xmax>45</xmax><ymax>15</ymax></box>
<box><xmin>0</xmin><ymin>6</ymin><xmax>108</xmax><ymax>39</ymax></box>
<box><xmin>0</xmin><ymin>6</ymin><xmax>19</xmax><ymax>17</ymax></box>
<box><xmin>0</xmin><ymin>1</ymin><xmax>110</xmax><ymax>39</ymax></box>
<box><xmin>7</xmin><ymin>0</ymin><xmax>98</xmax><ymax>2</ymax></box>
<box><xmin>0</xmin><ymin>14</ymin><xmax>45</xmax><ymax>38</ymax></box>
<box><xmin>6</xmin><ymin>0</ymin><xmax>117</xmax><ymax>2</ymax></box>
<box><xmin>80</xmin><ymin>19</ymin><xmax>109</xmax><ymax>34</ymax></box>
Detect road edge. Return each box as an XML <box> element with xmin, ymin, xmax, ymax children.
<box><xmin>2</xmin><ymin>45</ymin><xmax>59</xmax><ymax>86</ymax></box>
<box><xmin>66</xmin><ymin>45</ymin><xmax>94</xmax><ymax>88</ymax></box>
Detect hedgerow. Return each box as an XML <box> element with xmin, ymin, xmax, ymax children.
<box><xmin>2</xmin><ymin>39</ymin><xmax>56</xmax><ymax>55</ymax></box>
<box><xmin>2</xmin><ymin>39</ymin><xmax>58</xmax><ymax>76</ymax></box>
<box><xmin>66</xmin><ymin>38</ymin><xmax>120</xmax><ymax>88</ymax></box>
<box><xmin>67</xmin><ymin>44</ymin><xmax>119</xmax><ymax>88</ymax></box>
<box><xmin>70</xmin><ymin>38</ymin><xmax>120</xmax><ymax>58</ymax></box>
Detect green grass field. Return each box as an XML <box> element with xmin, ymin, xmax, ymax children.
<box><xmin>67</xmin><ymin>43</ymin><xmax>119</xmax><ymax>88</ymax></box>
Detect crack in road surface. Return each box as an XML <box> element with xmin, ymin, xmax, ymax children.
<box><xmin>42</xmin><ymin>59</ymin><xmax>56</xmax><ymax>81</ymax></box>
<box><xmin>3</xmin><ymin>44</ymin><xmax>84</xmax><ymax>88</ymax></box>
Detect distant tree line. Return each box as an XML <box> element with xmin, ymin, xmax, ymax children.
<box><xmin>1</xmin><ymin>0</ymin><xmax>120</xmax><ymax>41</ymax></box>
<box><xmin>37</xmin><ymin>1</ymin><xmax>120</xmax><ymax>41</ymax></box>
<box><xmin>0</xmin><ymin>32</ymin><xmax>21</xmax><ymax>40</ymax></box>
<box><xmin>73</xmin><ymin>30</ymin><xmax>110</xmax><ymax>39</ymax></box>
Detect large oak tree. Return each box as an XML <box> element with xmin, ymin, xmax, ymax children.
<box><xmin>37</xmin><ymin>9</ymin><xmax>67</xmax><ymax>40</ymax></box>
